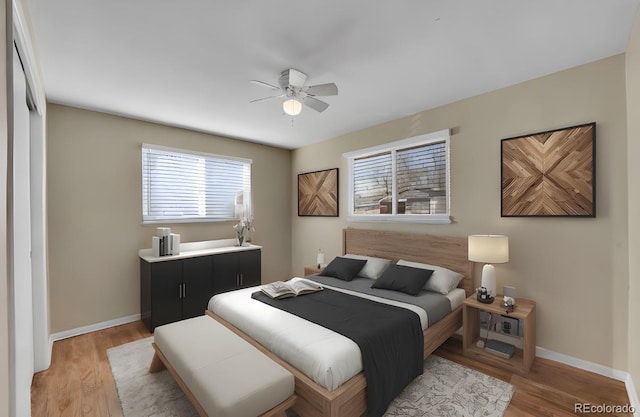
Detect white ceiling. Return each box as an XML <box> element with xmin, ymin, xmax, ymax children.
<box><xmin>28</xmin><ymin>0</ymin><xmax>639</xmax><ymax>149</ymax></box>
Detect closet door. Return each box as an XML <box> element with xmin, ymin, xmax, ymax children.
<box><xmin>11</xmin><ymin>44</ymin><xmax>34</xmax><ymax>417</ymax></box>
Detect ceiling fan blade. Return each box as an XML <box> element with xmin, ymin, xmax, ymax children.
<box><xmin>249</xmin><ymin>80</ymin><xmax>281</xmax><ymax>90</ymax></box>
<box><xmin>304</xmin><ymin>96</ymin><xmax>329</xmax><ymax>112</ymax></box>
<box><xmin>250</xmin><ymin>94</ymin><xmax>284</xmax><ymax>103</ymax></box>
<box><xmin>287</xmin><ymin>69</ymin><xmax>307</xmax><ymax>87</ymax></box>
<box><xmin>306</xmin><ymin>83</ymin><xmax>338</xmax><ymax>96</ymax></box>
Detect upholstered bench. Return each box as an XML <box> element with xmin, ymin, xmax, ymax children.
<box><xmin>150</xmin><ymin>315</ymin><xmax>296</xmax><ymax>417</ymax></box>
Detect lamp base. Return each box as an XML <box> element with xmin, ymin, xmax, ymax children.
<box><xmin>481</xmin><ymin>264</ymin><xmax>497</xmax><ymax>298</ymax></box>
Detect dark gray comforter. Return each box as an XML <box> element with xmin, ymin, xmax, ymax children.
<box><xmin>251</xmin><ymin>288</ymin><xmax>423</xmax><ymax>417</ymax></box>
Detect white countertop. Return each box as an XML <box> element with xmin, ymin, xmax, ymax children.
<box><xmin>139</xmin><ymin>239</ymin><xmax>261</xmax><ymax>263</ymax></box>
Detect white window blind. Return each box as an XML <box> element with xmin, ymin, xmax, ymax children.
<box><xmin>353</xmin><ymin>153</ymin><xmax>392</xmax><ymax>214</ymax></box>
<box><xmin>396</xmin><ymin>142</ymin><xmax>447</xmax><ymax>215</ymax></box>
<box><xmin>344</xmin><ymin>129</ymin><xmax>451</xmax><ymax>223</ymax></box>
<box><xmin>142</xmin><ymin>144</ymin><xmax>251</xmax><ymax>223</ymax></box>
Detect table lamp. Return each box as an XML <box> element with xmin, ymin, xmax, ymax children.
<box><xmin>468</xmin><ymin>235</ymin><xmax>509</xmax><ymax>302</ymax></box>
<box><xmin>317</xmin><ymin>249</ymin><xmax>325</xmax><ymax>269</ymax></box>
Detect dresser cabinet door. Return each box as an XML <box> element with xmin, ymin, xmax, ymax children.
<box><xmin>212</xmin><ymin>252</ymin><xmax>240</xmax><ymax>294</ymax></box>
<box><xmin>150</xmin><ymin>260</ymin><xmax>183</xmax><ymax>330</ymax></box>
<box><xmin>212</xmin><ymin>250</ymin><xmax>262</xmax><ymax>293</ymax></box>
<box><xmin>238</xmin><ymin>249</ymin><xmax>261</xmax><ymax>288</ymax></box>
<box><xmin>182</xmin><ymin>256</ymin><xmax>214</xmax><ymax>319</ymax></box>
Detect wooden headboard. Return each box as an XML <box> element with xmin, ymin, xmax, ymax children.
<box><xmin>343</xmin><ymin>228</ymin><xmax>474</xmax><ymax>296</ymax></box>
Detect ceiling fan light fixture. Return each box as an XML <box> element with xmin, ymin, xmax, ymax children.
<box><xmin>251</xmin><ymin>69</ymin><xmax>336</xmax><ymax>114</ymax></box>
<box><xmin>283</xmin><ymin>98</ymin><xmax>302</xmax><ymax>116</ymax></box>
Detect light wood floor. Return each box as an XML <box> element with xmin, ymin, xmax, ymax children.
<box><xmin>31</xmin><ymin>321</ymin><xmax>151</xmax><ymax>417</ymax></box>
<box><xmin>31</xmin><ymin>321</ymin><xmax>630</xmax><ymax>417</ymax></box>
<box><xmin>436</xmin><ymin>339</ymin><xmax>631</xmax><ymax>417</ymax></box>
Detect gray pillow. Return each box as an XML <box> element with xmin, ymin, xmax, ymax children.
<box><xmin>343</xmin><ymin>253</ymin><xmax>391</xmax><ymax>279</ymax></box>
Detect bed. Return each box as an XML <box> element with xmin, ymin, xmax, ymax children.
<box><xmin>206</xmin><ymin>228</ymin><xmax>474</xmax><ymax>417</ymax></box>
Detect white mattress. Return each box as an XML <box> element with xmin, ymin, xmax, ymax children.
<box><xmin>207</xmin><ymin>277</ymin><xmax>465</xmax><ymax>391</ymax></box>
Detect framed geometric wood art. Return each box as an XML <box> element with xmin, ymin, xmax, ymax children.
<box><xmin>298</xmin><ymin>168</ymin><xmax>339</xmax><ymax>217</ymax></box>
<box><xmin>501</xmin><ymin>122</ymin><xmax>596</xmax><ymax>217</ymax></box>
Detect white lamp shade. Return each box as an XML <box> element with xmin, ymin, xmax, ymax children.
<box><xmin>468</xmin><ymin>235</ymin><xmax>509</xmax><ymax>263</ymax></box>
<box><xmin>316</xmin><ymin>250</ymin><xmax>325</xmax><ymax>267</ymax></box>
<box><xmin>283</xmin><ymin>98</ymin><xmax>302</xmax><ymax>115</ymax></box>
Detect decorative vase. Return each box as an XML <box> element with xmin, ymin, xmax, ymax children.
<box><xmin>245</xmin><ymin>219</ymin><xmax>253</xmax><ymax>243</ymax></box>
<box><xmin>236</xmin><ymin>234</ymin><xmax>244</xmax><ymax>246</ymax></box>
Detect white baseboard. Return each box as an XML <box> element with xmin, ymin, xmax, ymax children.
<box><xmin>626</xmin><ymin>373</ymin><xmax>640</xmax><ymax>417</ymax></box>
<box><xmin>51</xmin><ymin>314</ymin><xmax>141</xmax><ymax>342</ymax></box>
<box><xmin>537</xmin><ymin>348</ymin><xmax>640</xmax><ymax>413</ymax></box>
<box><xmin>536</xmin><ymin>346</ymin><xmax>628</xmax><ymax>381</ymax></box>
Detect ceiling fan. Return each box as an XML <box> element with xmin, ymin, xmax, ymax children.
<box><xmin>250</xmin><ymin>69</ymin><xmax>338</xmax><ymax>116</ymax></box>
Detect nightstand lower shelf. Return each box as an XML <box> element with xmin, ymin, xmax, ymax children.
<box><xmin>463</xmin><ymin>343</ymin><xmax>526</xmax><ymax>374</ymax></box>
<box><xmin>462</xmin><ymin>295</ymin><xmax>536</xmax><ymax>375</ymax></box>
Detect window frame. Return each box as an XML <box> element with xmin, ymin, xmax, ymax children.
<box><xmin>343</xmin><ymin>129</ymin><xmax>451</xmax><ymax>224</ymax></box>
<box><xmin>141</xmin><ymin>143</ymin><xmax>252</xmax><ymax>224</ymax></box>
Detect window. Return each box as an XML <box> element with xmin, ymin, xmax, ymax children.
<box><xmin>142</xmin><ymin>144</ymin><xmax>251</xmax><ymax>223</ymax></box>
<box><xmin>344</xmin><ymin>129</ymin><xmax>450</xmax><ymax>223</ymax></box>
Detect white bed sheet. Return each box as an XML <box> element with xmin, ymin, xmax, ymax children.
<box><xmin>207</xmin><ymin>277</ymin><xmax>465</xmax><ymax>391</ymax></box>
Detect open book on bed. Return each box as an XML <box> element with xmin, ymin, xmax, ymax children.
<box><xmin>261</xmin><ymin>280</ymin><xmax>323</xmax><ymax>299</ymax></box>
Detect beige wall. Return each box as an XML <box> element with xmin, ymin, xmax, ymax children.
<box><xmin>626</xmin><ymin>7</ymin><xmax>640</xmax><ymax>400</ymax></box>
<box><xmin>291</xmin><ymin>55</ymin><xmax>629</xmax><ymax>369</ymax></box>
<box><xmin>47</xmin><ymin>104</ymin><xmax>292</xmax><ymax>333</ymax></box>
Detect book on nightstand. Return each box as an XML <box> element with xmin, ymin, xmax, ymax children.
<box><xmin>485</xmin><ymin>339</ymin><xmax>516</xmax><ymax>359</ymax></box>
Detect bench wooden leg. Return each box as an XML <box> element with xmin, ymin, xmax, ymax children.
<box><xmin>258</xmin><ymin>394</ymin><xmax>296</xmax><ymax>417</ymax></box>
<box><xmin>149</xmin><ymin>352</ymin><xmax>166</xmax><ymax>373</ymax></box>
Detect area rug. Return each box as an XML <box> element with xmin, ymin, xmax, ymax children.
<box><xmin>107</xmin><ymin>337</ymin><xmax>514</xmax><ymax>417</ymax></box>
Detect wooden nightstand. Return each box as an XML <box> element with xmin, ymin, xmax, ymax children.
<box><xmin>462</xmin><ymin>294</ymin><xmax>536</xmax><ymax>375</ymax></box>
<box><xmin>303</xmin><ymin>266</ymin><xmax>322</xmax><ymax>277</ymax></box>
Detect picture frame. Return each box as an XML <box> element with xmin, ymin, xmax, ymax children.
<box><xmin>298</xmin><ymin>168</ymin><xmax>339</xmax><ymax>217</ymax></box>
<box><xmin>501</xmin><ymin>122</ymin><xmax>596</xmax><ymax>217</ymax></box>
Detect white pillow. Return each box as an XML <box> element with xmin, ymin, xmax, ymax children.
<box><xmin>396</xmin><ymin>260</ymin><xmax>464</xmax><ymax>294</ymax></box>
<box><xmin>343</xmin><ymin>254</ymin><xmax>391</xmax><ymax>279</ymax></box>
